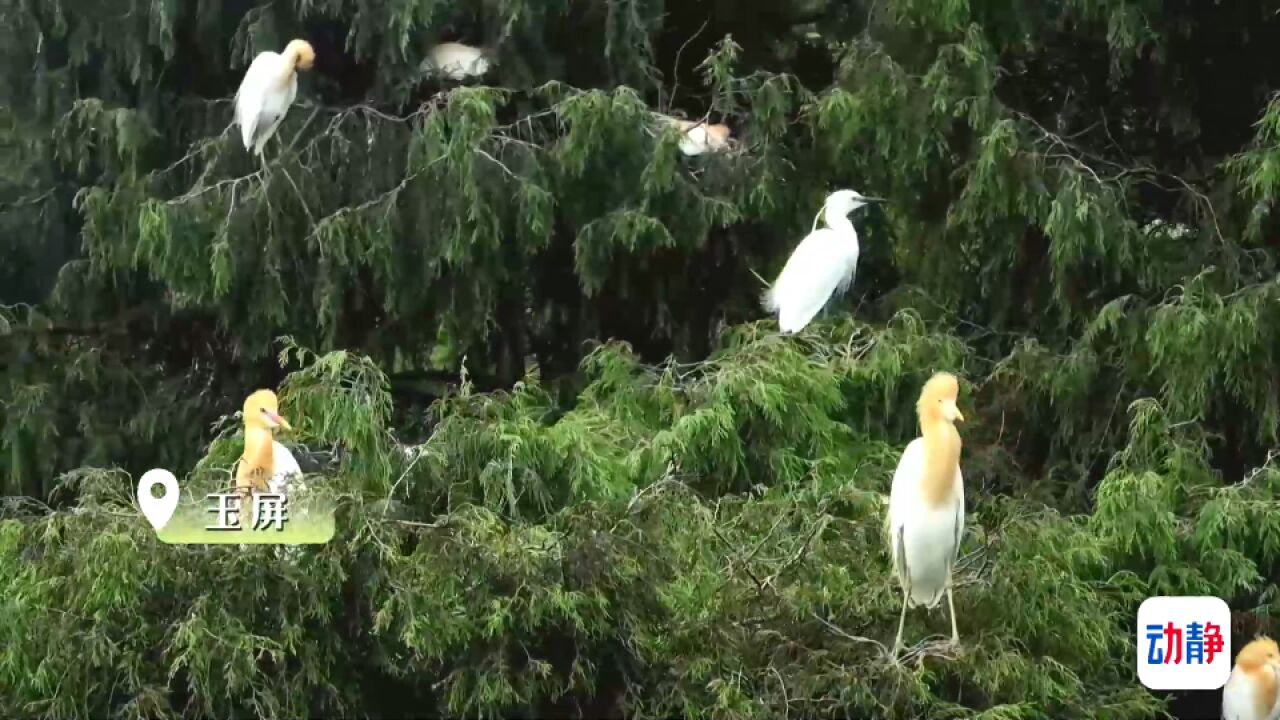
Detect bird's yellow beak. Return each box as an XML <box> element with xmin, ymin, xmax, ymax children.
<box><xmin>943</xmin><ymin>400</ymin><xmax>964</xmax><ymax>423</ymax></box>
<box><xmin>265</xmin><ymin>409</ymin><xmax>292</xmax><ymax>431</ymax></box>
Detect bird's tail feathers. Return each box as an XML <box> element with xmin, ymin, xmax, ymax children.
<box><xmin>760</xmin><ymin>286</ymin><xmax>778</xmax><ymax>312</ymax></box>
<box><xmin>915</xmin><ymin>589</ymin><xmax>945</xmax><ymax>609</ymax></box>
<box><xmin>752</xmin><ymin>268</ymin><xmax>779</xmax><ymax>312</ymax></box>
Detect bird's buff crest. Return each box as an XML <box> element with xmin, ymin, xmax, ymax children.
<box><xmin>917</xmin><ymin>372</ymin><xmax>964</xmax><ymax>422</ymax></box>
<box><xmin>286</xmin><ymin>39</ymin><xmax>315</xmax><ymax>70</ymax></box>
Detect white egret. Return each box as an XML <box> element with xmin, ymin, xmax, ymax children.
<box><xmin>233</xmin><ymin>389</ymin><xmax>303</xmax><ymax>527</ymax></box>
<box><xmin>1223</xmin><ymin>636</ymin><xmax>1280</xmax><ymax>720</ymax></box>
<box><xmin>425</xmin><ymin>42</ymin><xmax>491</xmax><ymax>80</ymax></box>
<box><xmin>887</xmin><ymin>372</ymin><xmax>966</xmax><ymax>654</ymax></box>
<box><xmin>762</xmin><ymin>189</ymin><xmax>882</xmax><ymax>333</ymax></box>
<box><xmin>656</xmin><ymin>114</ymin><xmax>731</xmax><ymax>156</ymax></box>
<box><xmin>234</xmin><ymin>39</ymin><xmax>316</xmax><ymax>158</ymax></box>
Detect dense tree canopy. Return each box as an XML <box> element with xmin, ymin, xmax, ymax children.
<box><xmin>3</xmin><ymin>0</ymin><xmax>1280</xmax><ymax>717</ymax></box>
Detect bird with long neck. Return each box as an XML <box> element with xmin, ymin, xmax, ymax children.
<box><xmin>886</xmin><ymin>371</ymin><xmax>966</xmax><ymax>654</ymax></box>
<box><xmin>917</xmin><ymin>377</ymin><xmax>964</xmax><ymax>507</ymax></box>
<box><xmin>1223</xmin><ymin>636</ymin><xmax>1280</xmax><ymax>720</ymax></box>
<box><xmin>276</xmin><ymin>40</ymin><xmax>316</xmax><ymax>81</ymax></box>
<box><xmin>234</xmin><ymin>389</ymin><xmax>301</xmax><ymax>520</ymax></box>
<box><xmin>762</xmin><ymin>189</ymin><xmax>883</xmax><ymax>334</ymax></box>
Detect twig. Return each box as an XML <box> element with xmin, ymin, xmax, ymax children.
<box><xmin>667</xmin><ymin>19</ymin><xmax>709</xmax><ymax>114</ymax></box>
<box><xmin>384</xmin><ymin>443</ymin><xmax>427</xmax><ymax>516</ymax></box>
<box><xmin>710</xmin><ymin>524</ymin><xmax>768</xmax><ymax>590</ymax></box>
<box><xmin>1240</xmin><ymin>449</ymin><xmax>1280</xmax><ymax>487</ymax></box>
<box><xmin>156</xmin><ymin>127</ymin><xmax>234</xmax><ymax>177</ymax></box>
<box><xmin>303</xmin><ymin>156</ymin><xmax>447</xmax><ymax>245</ymax></box>
<box><xmin>742</xmin><ymin>512</ymin><xmax>790</xmax><ymax>566</ymax></box>
<box><xmin>808</xmin><ymin>610</ymin><xmax>889</xmax><ymax>656</ymax></box>
<box><xmin>283</xmin><ymin>105</ymin><xmax>321</xmax><ymax>157</ymax></box>
<box><xmin>167</xmin><ymin>171</ymin><xmax>262</xmax><ymax>205</ymax></box>
<box><xmin>770</xmin><ymin>665</ymin><xmax>791</xmax><ymax>720</ymax></box>
<box><xmin>277</xmin><ymin>164</ymin><xmax>317</xmax><ymax>227</ymax></box>
<box><xmin>0</xmin><ymin>188</ymin><xmax>56</xmax><ymax>213</ymax></box>
<box><xmin>389</xmin><ymin>517</ymin><xmax>450</xmax><ymax>529</ymax></box>
<box><xmin>897</xmin><ymin>636</ymin><xmax>959</xmax><ymax>665</ymax></box>
<box><xmin>1014</xmin><ymin>108</ymin><xmax>1226</xmax><ymax>245</ymax></box>
<box><xmin>762</xmin><ymin>515</ymin><xmax>828</xmax><ymax>588</ymax></box>
<box><xmin>475</xmin><ymin>148</ymin><xmax>517</xmax><ymax>179</ymax></box>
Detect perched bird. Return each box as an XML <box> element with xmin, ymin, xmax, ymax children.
<box><xmin>657</xmin><ymin>115</ymin><xmax>731</xmax><ymax>156</ymax></box>
<box><xmin>234</xmin><ymin>39</ymin><xmax>316</xmax><ymax>157</ymax></box>
<box><xmin>424</xmin><ymin>42</ymin><xmax>491</xmax><ymax>80</ymax></box>
<box><xmin>762</xmin><ymin>189</ymin><xmax>882</xmax><ymax>333</ymax></box>
<box><xmin>233</xmin><ymin>389</ymin><xmax>303</xmax><ymax>525</ymax></box>
<box><xmin>887</xmin><ymin>372</ymin><xmax>966</xmax><ymax>653</ymax></box>
<box><xmin>1223</xmin><ymin>636</ymin><xmax>1280</xmax><ymax>720</ymax></box>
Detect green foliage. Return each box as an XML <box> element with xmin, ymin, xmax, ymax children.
<box><xmin>1</xmin><ymin>338</ymin><xmax>1173</xmax><ymax>718</ymax></box>
<box><xmin>4</xmin><ymin>0</ymin><xmax>1280</xmax><ymax>717</ymax></box>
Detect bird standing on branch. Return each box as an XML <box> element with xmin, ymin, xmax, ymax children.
<box><xmin>1223</xmin><ymin>636</ymin><xmax>1280</xmax><ymax>720</ymax></box>
<box><xmin>233</xmin><ymin>389</ymin><xmax>303</xmax><ymax>526</ymax></box>
<box><xmin>887</xmin><ymin>372</ymin><xmax>966</xmax><ymax>655</ymax></box>
<box><xmin>234</xmin><ymin>39</ymin><xmax>316</xmax><ymax>159</ymax></box>
<box><xmin>762</xmin><ymin>189</ymin><xmax>882</xmax><ymax>334</ymax></box>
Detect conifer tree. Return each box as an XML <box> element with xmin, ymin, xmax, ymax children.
<box><xmin>3</xmin><ymin>1</ymin><xmax>1280</xmax><ymax>718</ymax></box>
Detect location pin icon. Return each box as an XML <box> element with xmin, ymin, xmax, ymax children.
<box><xmin>137</xmin><ymin>468</ymin><xmax>179</xmax><ymax>531</ymax></box>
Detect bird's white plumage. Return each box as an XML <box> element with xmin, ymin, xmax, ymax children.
<box><xmin>887</xmin><ymin>438</ymin><xmax>965</xmax><ymax>608</ymax></box>
<box><xmin>235</xmin><ymin>51</ymin><xmax>299</xmax><ymax>155</ymax></box>
<box><xmin>265</xmin><ymin>440</ymin><xmax>304</xmax><ymax>496</ymax></box>
<box><xmin>263</xmin><ymin>440</ymin><xmax>308</xmax><ymax>525</ymax></box>
<box><xmin>655</xmin><ymin>115</ymin><xmax>729</xmax><ymax>156</ymax></box>
<box><xmin>426</xmin><ymin>42</ymin><xmax>490</xmax><ymax>80</ymax></box>
<box><xmin>764</xmin><ymin>189</ymin><xmax>874</xmax><ymax>333</ymax></box>
<box><xmin>764</xmin><ymin>226</ymin><xmax>859</xmax><ymax>333</ymax></box>
<box><xmin>679</xmin><ymin>125</ymin><xmax>712</xmax><ymax>156</ymax></box>
<box><xmin>1223</xmin><ymin>665</ymin><xmax>1280</xmax><ymax>720</ymax></box>
<box><xmin>230</xmin><ymin>440</ymin><xmax>304</xmax><ymax>528</ymax></box>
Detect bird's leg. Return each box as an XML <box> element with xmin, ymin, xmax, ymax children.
<box><xmin>893</xmin><ymin>585</ymin><xmax>909</xmax><ymax>657</ymax></box>
<box><xmin>892</xmin><ymin>524</ymin><xmax>910</xmax><ymax>658</ymax></box>
<box><xmin>945</xmin><ymin>581</ymin><xmax>960</xmax><ymax>648</ymax></box>
<box><xmin>254</xmin><ymin>148</ymin><xmax>269</xmax><ymax>189</ymax></box>
<box><xmin>271</xmin><ymin>130</ymin><xmax>288</xmax><ymax>168</ymax></box>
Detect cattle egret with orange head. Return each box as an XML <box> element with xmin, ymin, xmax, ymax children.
<box><xmin>658</xmin><ymin>115</ymin><xmax>731</xmax><ymax>156</ymax></box>
<box><xmin>763</xmin><ymin>189</ymin><xmax>882</xmax><ymax>333</ymax></box>
<box><xmin>1223</xmin><ymin>636</ymin><xmax>1280</xmax><ymax>720</ymax></box>
<box><xmin>235</xmin><ymin>39</ymin><xmax>316</xmax><ymax>157</ymax></box>
<box><xmin>234</xmin><ymin>389</ymin><xmax>303</xmax><ymax>523</ymax></box>
<box><xmin>887</xmin><ymin>372</ymin><xmax>966</xmax><ymax>653</ymax></box>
